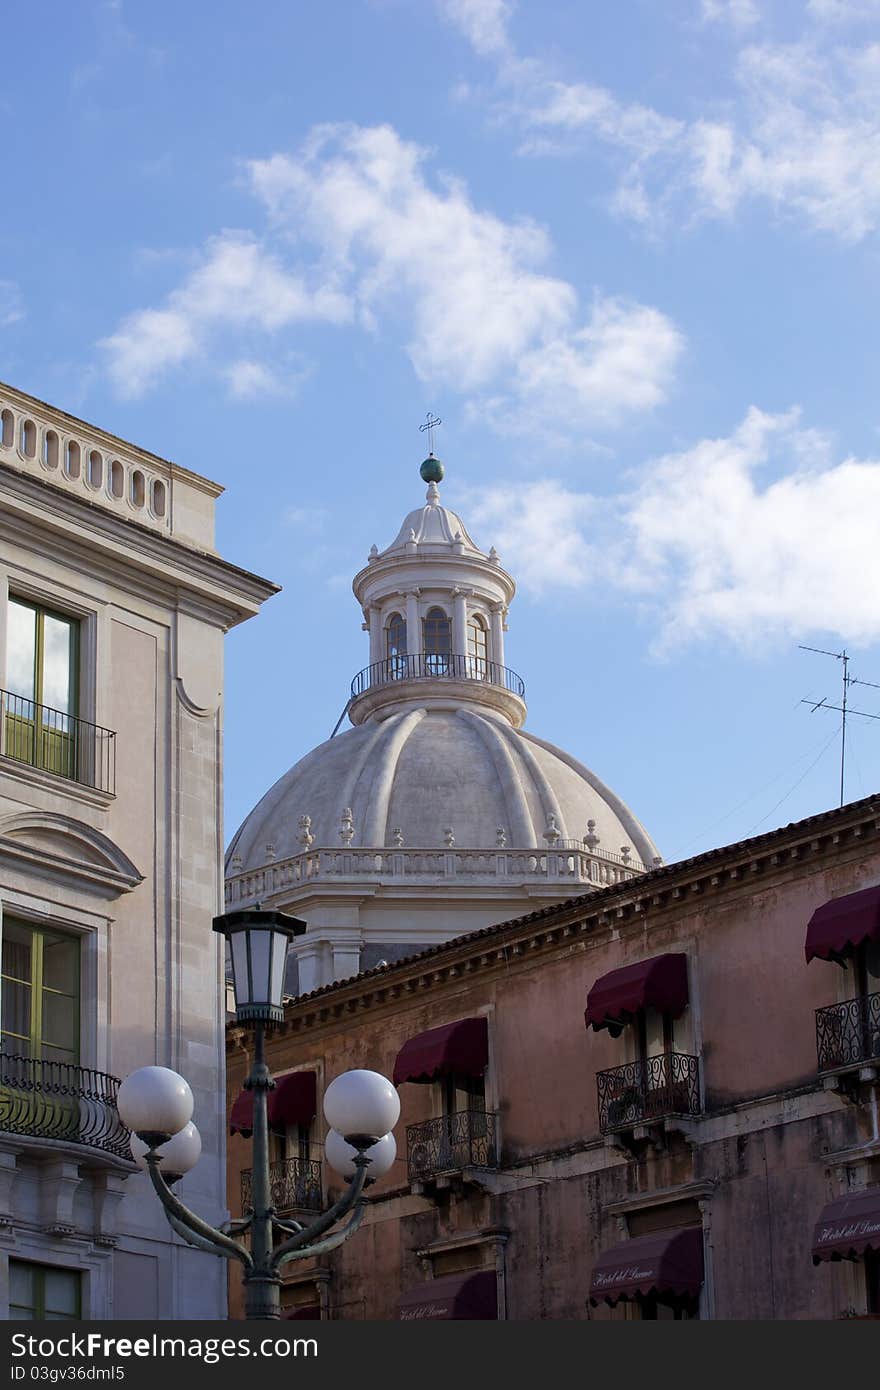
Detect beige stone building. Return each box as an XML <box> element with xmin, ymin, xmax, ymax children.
<box><xmin>0</xmin><ymin>381</ymin><xmax>276</xmax><ymax>1319</ymax></box>
<box><xmin>225</xmin><ymin>793</ymin><xmax>880</xmax><ymax>1320</ymax></box>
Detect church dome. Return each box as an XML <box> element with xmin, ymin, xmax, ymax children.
<box><xmin>228</xmin><ymin>458</ymin><xmax>659</xmax><ymax>873</ymax></box>
<box><xmin>227</xmin><ymin>706</ymin><xmax>658</xmax><ymax>868</ymax></box>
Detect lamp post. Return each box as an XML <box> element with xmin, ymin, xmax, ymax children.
<box><xmin>118</xmin><ymin>906</ymin><xmax>399</xmax><ymax>1321</ymax></box>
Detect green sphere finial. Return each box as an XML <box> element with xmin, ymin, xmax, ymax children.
<box><xmin>420</xmin><ymin>455</ymin><xmax>445</xmax><ymax>484</ymax></box>
<box><xmin>419</xmin><ymin>455</ymin><xmax>444</xmax><ymax>483</ymax></box>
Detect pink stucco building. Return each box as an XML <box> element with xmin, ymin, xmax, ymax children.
<box><xmin>225</xmin><ymin>792</ymin><xmax>880</xmax><ymax>1320</ymax></box>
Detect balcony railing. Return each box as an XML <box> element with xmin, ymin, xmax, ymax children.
<box><xmin>816</xmin><ymin>991</ymin><xmax>880</xmax><ymax>1073</ymax></box>
<box><xmin>0</xmin><ymin>690</ymin><xmax>116</xmax><ymax>794</ymax></box>
<box><xmin>351</xmin><ymin>654</ymin><xmax>525</xmax><ymax>701</ymax></box>
<box><xmin>0</xmin><ymin>1052</ymin><xmax>130</xmax><ymax>1159</ymax></box>
<box><xmin>240</xmin><ymin>1157</ymin><xmax>323</xmax><ymax>1215</ymax></box>
<box><xmin>406</xmin><ymin>1110</ymin><xmax>498</xmax><ymax>1183</ymax></box>
<box><xmin>596</xmin><ymin>1053</ymin><xmax>701</xmax><ymax>1134</ymax></box>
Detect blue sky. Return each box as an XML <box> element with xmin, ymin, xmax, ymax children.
<box><xmin>4</xmin><ymin>0</ymin><xmax>880</xmax><ymax>864</ymax></box>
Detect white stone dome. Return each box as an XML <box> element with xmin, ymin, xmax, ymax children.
<box><xmin>227</xmin><ymin>705</ymin><xmax>658</xmax><ymax>870</ymax></box>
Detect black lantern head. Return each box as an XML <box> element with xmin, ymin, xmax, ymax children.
<box><xmin>213</xmin><ymin>908</ymin><xmax>306</xmax><ymax>1024</ymax></box>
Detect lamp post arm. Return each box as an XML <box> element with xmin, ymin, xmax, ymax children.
<box><xmin>273</xmin><ymin>1198</ymin><xmax>367</xmax><ymax>1269</ymax></box>
<box><xmin>272</xmin><ymin>1216</ymin><xmax>305</xmax><ymax>1236</ymax></box>
<box><xmin>145</xmin><ymin>1154</ymin><xmax>253</xmax><ymax>1270</ymax></box>
<box><xmin>167</xmin><ymin>1212</ymin><xmax>237</xmax><ymax>1259</ymax></box>
<box><xmin>269</xmin><ymin>1163</ymin><xmax>368</xmax><ymax>1269</ymax></box>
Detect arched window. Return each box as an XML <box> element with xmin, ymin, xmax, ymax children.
<box><xmin>130</xmin><ymin>470</ymin><xmax>145</xmax><ymax>508</ymax></box>
<box><xmin>0</xmin><ymin>410</ymin><xmax>13</xmax><ymax>449</ymax></box>
<box><xmin>423</xmin><ymin>607</ymin><xmax>451</xmax><ymax>675</ymax></box>
<box><xmin>109</xmin><ymin>460</ymin><xmax>124</xmax><ymax>499</ymax></box>
<box><xmin>467</xmin><ymin>614</ymin><xmax>488</xmax><ymax>679</ymax></box>
<box><xmin>385</xmin><ymin>612</ymin><xmax>407</xmax><ymax>677</ymax></box>
<box><xmin>151</xmin><ymin>479</ymin><xmax>167</xmax><ymax>518</ymax></box>
<box><xmin>87</xmin><ymin>450</ymin><xmax>103</xmax><ymax>489</ymax></box>
<box><xmin>21</xmin><ymin>420</ymin><xmax>36</xmax><ymax>458</ymax></box>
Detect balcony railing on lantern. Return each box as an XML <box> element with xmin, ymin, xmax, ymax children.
<box><xmin>0</xmin><ymin>689</ymin><xmax>116</xmax><ymax>795</ymax></box>
<box><xmin>351</xmin><ymin>654</ymin><xmax>525</xmax><ymax>700</ymax></box>
<box><xmin>406</xmin><ymin>1110</ymin><xmax>498</xmax><ymax>1183</ymax></box>
<box><xmin>596</xmin><ymin>1054</ymin><xmax>701</xmax><ymax>1135</ymax></box>
<box><xmin>240</xmin><ymin>1157</ymin><xmax>323</xmax><ymax>1216</ymax></box>
<box><xmin>0</xmin><ymin>1051</ymin><xmax>130</xmax><ymax>1160</ymax></box>
<box><xmin>815</xmin><ymin>991</ymin><xmax>880</xmax><ymax>1074</ymax></box>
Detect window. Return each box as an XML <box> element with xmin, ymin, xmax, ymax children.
<box><xmin>438</xmin><ymin>1072</ymin><xmax>491</xmax><ymax>1170</ymax></box>
<box><xmin>423</xmin><ymin>607</ymin><xmax>451</xmax><ymax>675</ymax></box>
<box><xmin>5</xmin><ymin>597</ymin><xmax>79</xmax><ymax>779</ymax></box>
<box><xmin>8</xmin><ymin>1262</ymin><xmax>81</xmax><ymax>1320</ymax></box>
<box><xmin>385</xmin><ymin>612</ymin><xmax>407</xmax><ymax>676</ymax></box>
<box><xmin>1</xmin><ymin>918</ymin><xmax>80</xmax><ymax>1065</ymax></box>
<box><xmin>467</xmin><ymin>615</ymin><xmax>488</xmax><ymax>678</ymax></box>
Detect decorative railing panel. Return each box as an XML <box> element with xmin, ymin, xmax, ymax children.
<box><xmin>815</xmin><ymin>991</ymin><xmax>880</xmax><ymax>1073</ymax></box>
<box><xmin>596</xmin><ymin>1053</ymin><xmax>701</xmax><ymax>1134</ymax></box>
<box><xmin>406</xmin><ymin>1110</ymin><xmax>498</xmax><ymax>1183</ymax></box>
<box><xmin>0</xmin><ymin>1052</ymin><xmax>130</xmax><ymax>1159</ymax></box>
<box><xmin>351</xmin><ymin>654</ymin><xmax>526</xmax><ymax>700</ymax></box>
<box><xmin>0</xmin><ymin>690</ymin><xmax>116</xmax><ymax>794</ymax></box>
<box><xmin>240</xmin><ymin>1157</ymin><xmax>323</xmax><ymax>1215</ymax></box>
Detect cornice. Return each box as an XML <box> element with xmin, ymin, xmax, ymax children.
<box><xmin>228</xmin><ymin>794</ymin><xmax>880</xmax><ymax>1049</ymax></box>
<box><xmin>0</xmin><ymin>464</ymin><xmax>279</xmax><ymax>625</ymax></box>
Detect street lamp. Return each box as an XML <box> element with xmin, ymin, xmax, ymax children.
<box><xmin>118</xmin><ymin>906</ymin><xmax>399</xmax><ymax>1321</ymax></box>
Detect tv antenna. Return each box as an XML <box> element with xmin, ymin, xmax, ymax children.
<box><xmin>799</xmin><ymin>645</ymin><xmax>880</xmax><ymax>806</ymax></box>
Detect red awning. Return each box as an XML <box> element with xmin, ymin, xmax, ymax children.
<box><xmin>589</xmin><ymin>1227</ymin><xmax>704</xmax><ymax>1307</ymax></box>
<box><xmin>393</xmin><ymin>1017</ymin><xmax>488</xmax><ymax>1086</ymax></box>
<box><xmin>805</xmin><ymin>885</ymin><xmax>880</xmax><ymax>964</ymax></box>
<box><xmin>229</xmin><ymin>1070</ymin><xmax>317</xmax><ymax>1137</ymax></box>
<box><xmin>812</xmin><ymin>1187</ymin><xmax>880</xmax><ymax>1264</ymax></box>
<box><xmin>398</xmin><ymin>1270</ymin><xmax>497</xmax><ymax>1320</ymax></box>
<box><xmin>585</xmin><ymin>953</ymin><xmax>689</xmax><ymax>1035</ymax></box>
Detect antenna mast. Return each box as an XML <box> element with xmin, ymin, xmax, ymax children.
<box><xmin>797</xmin><ymin>645</ymin><xmax>880</xmax><ymax>807</ymax></box>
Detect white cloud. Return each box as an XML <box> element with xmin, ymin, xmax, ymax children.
<box><xmin>224</xmin><ymin>358</ymin><xmax>304</xmax><ymax>400</ymax></box>
<box><xmin>700</xmin><ymin>0</ymin><xmax>760</xmax><ymax>26</ymax></box>
<box><xmin>0</xmin><ymin>280</ymin><xmax>24</xmax><ymax>327</ymax></box>
<box><xmin>101</xmin><ymin>232</ymin><xmax>351</xmax><ymax>397</ymax></box>
<box><xmin>465</xmin><ymin>479</ymin><xmax>597</xmax><ymax>590</ymax></box>
<box><xmin>468</xmin><ymin>408</ymin><xmax>880</xmax><ymax>650</ymax></box>
<box><xmin>104</xmin><ymin>123</ymin><xmax>682</xmax><ymax>430</ymax></box>
<box><xmin>807</xmin><ymin>0</ymin><xmax>880</xmax><ymax>21</ymax></box>
<box><xmin>439</xmin><ymin>1</ymin><xmax>880</xmax><ymax>242</ymax></box>
<box><xmin>437</xmin><ymin>0</ymin><xmax>513</xmax><ymax>56</ymax></box>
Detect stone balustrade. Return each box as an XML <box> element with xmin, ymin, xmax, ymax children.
<box><xmin>225</xmin><ymin>842</ymin><xmax>647</xmax><ymax>906</ymax></box>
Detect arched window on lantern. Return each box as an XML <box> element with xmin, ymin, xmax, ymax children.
<box><xmin>467</xmin><ymin>613</ymin><xmax>489</xmax><ymax>679</ymax></box>
<box><xmin>385</xmin><ymin>612</ymin><xmax>407</xmax><ymax>678</ymax></box>
<box><xmin>423</xmin><ymin>607</ymin><xmax>452</xmax><ymax>676</ymax></box>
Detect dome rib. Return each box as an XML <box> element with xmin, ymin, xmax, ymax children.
<box><xmin>486</xmin><ymin>713</ymin><xmax>568</xmax><ymax>841</ymax></box>
<box><xmin>456</xmin><ymin>709</ymin><xmax>534</xmax><ymax>847</ymax></box>
<box><xmin>360</xmin><ymin>708</ymin><xmax>427</xmax><ymax>846</ymax></box>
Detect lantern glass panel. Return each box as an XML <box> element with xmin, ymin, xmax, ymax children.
<box><xmin>230</xmin><ymin>934</ymin><xmax>250</xmax><ymax>1006</ymax></box>
<box><xmin>248</xmin><ymin>930</ymin><xmax>272</xmax><ymax>1005</ymax></box>
<box><xmin>269</xmin><ymin>932</ymin><xmax>288</xmax><ymax>1009</ymax></box>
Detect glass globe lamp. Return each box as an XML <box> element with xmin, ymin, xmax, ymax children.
<box><xmin>323</xmin><ymin>1069</ymin><xmax>399</xmax><ymax>1147</ymax></box>
<box><xmin>117</xmin><ymin>1065</ymin><xmax>193</xmax><ymax>1145</ymax></box>
<box><xmin>325</xmin><ymin>1128</ymin><xmax>396</xmax><ymax>1181</ymax></box>
<box><xmin>130</xmin><ymin>1122</ymin><xmax>202</xmax><ymax>1182</ymax></box>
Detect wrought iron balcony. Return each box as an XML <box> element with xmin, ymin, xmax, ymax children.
<box><xmin>815</xmin><ymin>991</ymin><xmax>880</xmax><ymax>1073</ymax></box>
<box><xmin>0</xmin><ymin>1052</ymin><xmax>130</xmax><ymax>1160</ymax></box>
<box><xmin>406</xmin><ymin>1110</ymin><xmax>498</xmax><ymax>1184</ymax></box>
<box><xmin>351</xmin><ymin>654</ymin><xmax>525</xmax><ymax>701</ymax></box>
<box><xmin>240</xmin><ymin>1157</ymin><xmax>323</xmax><ymax>1216</ymax></box>
<box><xmin>0</xmin><ymin>689</ymin><xmax>116</xmax><ymax>794</ymax></box>
<box><xmin>596</xmin><ymin>1053</ymin><xmax>701</xmax><ymax>1135</ymax></box>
